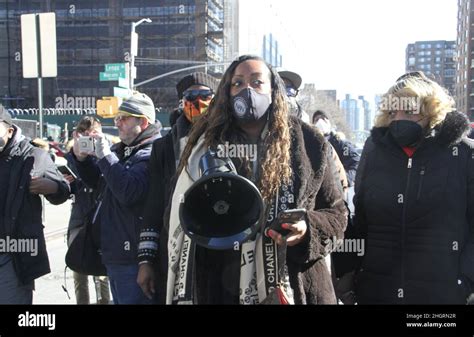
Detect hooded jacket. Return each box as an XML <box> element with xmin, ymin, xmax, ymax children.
<box><xmin>1</xmin><ymin>126</ymin><xmax>70</xmax><ymax>284</ymax></box>
<box><xmin>353</xmin><ymin>111</ymin><xmax>474</xmax><ymax>304</ymax></box>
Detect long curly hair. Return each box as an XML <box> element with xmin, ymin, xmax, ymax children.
<box><xmin>177</xmin><ymin>55</ymin><xmax>292</xmax><ymax>201</ymax></box>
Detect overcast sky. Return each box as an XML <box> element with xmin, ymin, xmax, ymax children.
<box><xmin>268</xmin><ymin>0</ymin><xmax>458</xmax><ymax>102</ymax></box>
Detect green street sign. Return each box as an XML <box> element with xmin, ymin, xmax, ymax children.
<box><xmin>105</xmin><ymin>63</ymin><xmax>126</xmax><ymax>77</ymax></box>
<box><xmin>99</xmin><ymin>72</ymin><xmax>121</xmax><ymax>81</ymax></box>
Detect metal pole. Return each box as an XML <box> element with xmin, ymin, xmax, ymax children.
<box><xmin>38</xmin><ymin>77</ymin><xmax>43</xmax><ymax>139</ymax></box>
<box><xmin>130</xmin><ymin>22</ymin><xmax>135</xmax><ymax>90</ymax></box>
<box><xmin>35</xmin><ymin>13</ymin><xmax>44</xmax><ymax>139</ymax></box>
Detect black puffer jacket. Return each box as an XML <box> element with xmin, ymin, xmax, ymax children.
<box><xmin>353</xmin><ymin>111</ymin><xmax>474</xmax><ymax>304</ymax></box>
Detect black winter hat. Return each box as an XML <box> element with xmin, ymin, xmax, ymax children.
<box><xmin>176</xmin><ymin>72</ymin><xmax>219</xmax><ymax>99</ymax></box>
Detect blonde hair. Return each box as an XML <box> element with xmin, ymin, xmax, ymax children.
<box><xmin>375</xmin><ymin>72</ymin><xmax>455</xmax><ymax>129</ymax></box>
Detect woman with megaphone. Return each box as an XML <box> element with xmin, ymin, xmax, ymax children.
<box><xmin>154</xmin><ymin>55</ymin><xmax>348</xmax><ymax>304</ymax></box>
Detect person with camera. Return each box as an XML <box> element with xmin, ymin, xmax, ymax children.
<box><xmin>71</xmin><ymin>93</ymin><xmax>160</xmax><ymax>304</ymax></box>
<box><xmin>158</xmin><ymin>55</ymin><xmax>347</xmax><ymax>304</ymax></box>
<box><xmin>137</xmin><ymin>72</ymin><xmax>219</xmax><ymax>303</ymax></box>
<box><xmin>352</xmin><ymin>72</ymin><xmax>474</xmax><ymax>304</ymax></box>
<box><xmin>64</xmin><ymin>116</ymin><xmax>110</xmax><ymax>305</ymax></box>
<box><xmin>0</xmin><ymin>106</ymin><xmax>70</xmax><ymax>304</ymax></box>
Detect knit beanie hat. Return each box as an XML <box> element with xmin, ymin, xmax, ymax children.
<box><xmin>118</xmin><ymin>92</ymin><xmax>155</xmax><ymax>123</ymax></box>
<box><xmin>176</xmin><ymin>72</ymin><xmax>219</xmax><ymax>99</ymax></box>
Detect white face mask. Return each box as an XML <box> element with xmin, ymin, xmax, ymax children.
<box><xmin>315</xmin><ymin>118</ymin><xmax>331</xmax><ymax>135</ymax></box>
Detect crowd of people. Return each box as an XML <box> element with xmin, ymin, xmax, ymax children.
<box><xmin>0</xmin><ymin>55</ymin><xmax>473</xmax><ymax>305</ymax></box>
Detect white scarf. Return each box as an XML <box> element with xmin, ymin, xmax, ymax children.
<box><xmin>166</xmin><ymin>136</ymin><xmax>294</xmax><ymax>304</ymax></box>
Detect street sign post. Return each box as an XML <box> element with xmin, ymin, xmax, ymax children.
<box><xmin>21</xmin><ymin>12</ymin><xmax>57</xmax><ymax>139</ymax></box>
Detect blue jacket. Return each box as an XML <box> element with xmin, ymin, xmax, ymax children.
<box><xmin>73</xmin><ymin>127</ymin><xmax>160</xmax><ymax>265</ymax></box>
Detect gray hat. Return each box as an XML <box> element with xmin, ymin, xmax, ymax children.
<box><xmin>278</xmin><ymin>70</ymin><xmax>302</xmax><ymax>89</ymax></box>
<box><xmin>118</xmin><ymin>92</ymin><xmax>155</xmax><ymax>123</ymax></box>
<box><xmin>0</xmin><ymin>105</ymin><xmax>13</xmax><ymax>126</ymax></box>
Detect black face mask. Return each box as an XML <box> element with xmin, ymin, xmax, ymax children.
<box><xmin>389</xmin><ymin>120</ymin><xmax>423</xmax><ymax>147</ymax></box>
<box><xmin>231</xmin><ymin>88</ymin><xmax>271</xmax><ymax>122</ymax></box>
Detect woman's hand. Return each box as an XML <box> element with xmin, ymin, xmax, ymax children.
<box><xmin>137</xmin><ymin>263</ymin><xmax>156</xmax><ymax>300</ymax></box>
<box><xmin>267</xmin><ymin>220</ymin><xmax>307</xmax><ymax>247</ymax></box>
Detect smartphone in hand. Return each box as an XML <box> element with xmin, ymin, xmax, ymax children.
<box><xmin>57</xmin><ymin>165</ymin><xmax>77</xmax><ymax>179</ymax></box>
<box><xmin>266</xmin><ymin>208</ymin><xmax>307</xmax><ymax>237</ymax></box>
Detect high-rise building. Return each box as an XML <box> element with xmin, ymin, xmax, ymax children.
<box><xmin>405</xmin><ymin>40</ymin><xmax>456</xmax><ymax>95</ymax></box>
<box><xmin>340</xmin><ymin>94</ymin><xmax>371</xmax><ymax>132</ymax></box>
<box><xmin>456</xmin><ymin>0</ymin><xmax>473</xmax><ymax>119</ymax></box>
<box><xmin>0</xmin><ymin>0</ymin><xmax>232</xmax><ymax>112</ymax></box>
<box><xmin>237</xmin><ymin>0</ymin><xmax>290</xmax><ymax>68</ymax></box>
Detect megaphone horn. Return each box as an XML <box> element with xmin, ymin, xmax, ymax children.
<box><xmin>179</xmin><ymin>150</ymin><xmax>265</xmax><ymax>250</ymax></box>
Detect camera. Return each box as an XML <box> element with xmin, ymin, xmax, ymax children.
<box><xmin>78</xmin><ymin>136</ymin><xmax>95</xmax><ymax>153</ymax></box>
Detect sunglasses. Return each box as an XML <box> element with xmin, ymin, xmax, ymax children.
<box><xmin>286</xmin><ymin>86</ymin><xmax>299</xmax><ymax>98</ymax></box>
<box><xmin>183</xmin><ymin>89</ymin><xmax>214</xmax><ymax>101</ymax></box>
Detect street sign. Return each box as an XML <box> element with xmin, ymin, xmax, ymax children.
<box><xmin>21</xmin><ymin>13</ymin><xmax>57</xmax><ymax>78</ymax></box>
<box><xmin>100</xmin><ymin>63</ymin><xmax>127</xmax><ymax>82</ymax></box>
<box><xmin>105</xmin><ymin>63</ymin><xmax>126</xmax><ymax>75</ymax></box>
<box><xmin>114</xmin><ymin>87</ymin><xmax>132</xmax><ymax>99</ymax></box>
<box><xmin>100</xmin><ymin>72</ymin><xmax>121</xmax><ymax>81</ymax></box>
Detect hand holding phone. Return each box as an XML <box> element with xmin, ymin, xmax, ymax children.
<box><xmin>57</xmin><ymin>165</ymin><xmax>77</xmax><ymax>179</ymax></box>
<box><xmin>266</xmin><ymin>208</ymin><xmax>307</xmax><ymax>237</ymax></box>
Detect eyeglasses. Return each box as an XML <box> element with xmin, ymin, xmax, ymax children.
<box><xmin>114</xmin><ymin>114</ymin><xmax>134</xmax><ymax>123</ymax></box>
<box><xmin>286</xmin><ymin>86</ymin><xmax>299</xmax><ymax>98</ymax></box>
<box><xmin>183</xmin><ymin>89</ymin><xmax>214</xmax><ymax>101</ymax></box>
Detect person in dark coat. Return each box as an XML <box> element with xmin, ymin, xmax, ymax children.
<box><xmin>72</xmin><ymin>93</ymin><xmax>161</xmax><ymax>304</ymax></box>
<box><xmin>312</xmin><ymin>110</ymin><xmax>360</xmax><ymax>187</ymax></box>
<box><xmin>64</xmin><ymin>116</ymin><xmax>110</xmax><ymax>305</ymax></box>
<box><xmin>160</xmin><ymin>55</ymin><xmax>347</xmax><ymax>304</ymax></box>
<box><xmin>353</xmin><ymin>71</ymin><xmax>474</xmax><ymax>304</ymax></box>
<box><xmin>137</xmin><ymin>72</ymin><xmax>219</xmax><ymax>303</ymax></box>
<box><xmin>0</xmin><ymin>107</ymin><xmax>70</xmax><ymax>304</ymax></box>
